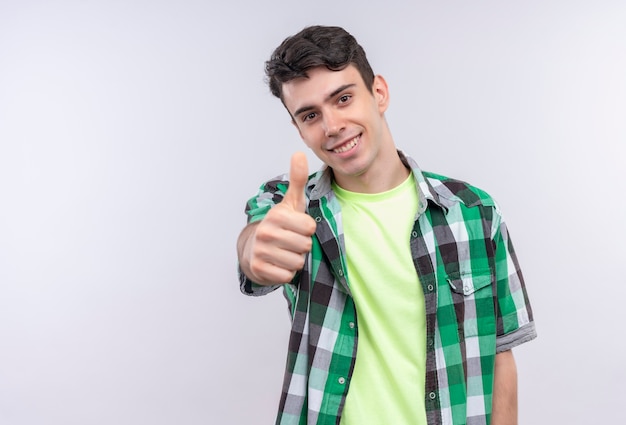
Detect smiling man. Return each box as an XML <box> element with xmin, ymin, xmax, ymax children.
<box><xmin>237</xmin><ymin>25</ymin><xmax>536</xmax><ymax>425</ymax></box>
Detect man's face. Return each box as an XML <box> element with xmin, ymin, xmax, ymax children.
<box><xmin>281</xmin><ymin>65</ymin><xmax>391</xmax><ymax>189</ymax></box>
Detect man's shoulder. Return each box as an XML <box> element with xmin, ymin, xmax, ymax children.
<box><xmin>422</xmin><ymin>170</ymin><xmax>497</xmax><ymax>208</ymax></box>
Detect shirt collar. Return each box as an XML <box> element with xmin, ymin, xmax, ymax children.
<box><xmin>307</xmin><ymin>150</ymin><xmax>449</xmax><ymax>214</ymax></box>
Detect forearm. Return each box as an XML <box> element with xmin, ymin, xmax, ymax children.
<box><xmin>491</xmin><ymin>350</ymin><xmax>518</xmax><ymax>425</ymax></box>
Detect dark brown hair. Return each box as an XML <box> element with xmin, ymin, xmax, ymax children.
<box><xmin>265</xmin><ymin>26</ymin><xmax>375</xmax><ymax>100</ymax></box>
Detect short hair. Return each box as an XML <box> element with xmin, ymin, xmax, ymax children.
<box><xmin>265</xmin><ymin>25</ymin><xmax>375</xmax><ymax>100</ymax></box>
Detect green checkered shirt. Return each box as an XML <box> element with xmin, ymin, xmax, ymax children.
<box><xmin>239</xmin><ymin>151</ymin><xmax>536</xmax><ymax>425</ymax></box>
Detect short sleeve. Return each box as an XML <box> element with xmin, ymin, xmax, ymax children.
<box><xmin>492</xmin><ymin>213</ymin><xmax>537</xmax><ymax>352</ymax></box>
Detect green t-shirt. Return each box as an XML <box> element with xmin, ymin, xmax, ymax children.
<box><xmin>333</xmin><ymin>174</ymin><xmax>427</xmax><ymax>425</ymax></box>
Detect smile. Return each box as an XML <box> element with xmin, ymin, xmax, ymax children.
<box><xmin>333</xmin><ymin>135</ymin><xmax>360</xmax><ymax>153</ymax></box>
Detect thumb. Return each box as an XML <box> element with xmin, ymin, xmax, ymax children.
<box><xmin>282</xmin><ymin>151</ymin><xmax>309</xmax><ymax>211</ymax></box>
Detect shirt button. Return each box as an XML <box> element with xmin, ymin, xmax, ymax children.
<box><xmin>427</xmin><ymin>338</ymin><xmax>434</xmax><ymax>347</ymax></box>
<box><xmin>338</xmin><ymin>377</ymin><xmax>346</xmax><ymax>385</ymax></box>
<box><xmin>427</xmin><ymin>284</ymin><xmax>434</xmax><ymax>292</ymax></box>
<box><xmin>412</xmin><ymin>231</ymin><xmax>418</xmax><ymax>238</ymax></box>
<box><xmin>315</xmin><ymin>216</ymin><xmax>322</xmax><ymax>222</ymax></box>
<box><xmin>429</xmin><ymin>392</ymin><xmax>437</xmax><ymax>400</ymax></box>
<box><xmin>338</xmin><ymin>269</ymin><xmax>344</xmax><ymax>276</ymax></box>
<box><xmin>348</xmin><ymin>322</ymin><xmax>355</xmax><ymax>329</ymax></box>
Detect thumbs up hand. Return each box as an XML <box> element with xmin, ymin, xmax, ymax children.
<box><xmin>238</xmin><ymin>152</ymin><xmax>318</xmax><ymax>285</ymax></box>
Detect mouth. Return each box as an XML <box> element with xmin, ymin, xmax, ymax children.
<box><xmin>332</xmin><ymin>135</ymin><xmax>360</xmax><ymax>154</ymax></box>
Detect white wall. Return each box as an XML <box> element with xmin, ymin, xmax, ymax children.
<box><xmin>1</xmin><ymin>1</ymin><xmax>624</xmax><ymax>424</ymax></box>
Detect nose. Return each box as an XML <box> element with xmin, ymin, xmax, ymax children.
<box><xmin>323</xmin><ymin>111</ymin><xmax>344</xmax><ymax>138</ymax></box>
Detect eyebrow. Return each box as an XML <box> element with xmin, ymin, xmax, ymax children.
<box><xmin>293</xmin><ymin>83</ymin><xmax>356</xmax><ymax>118</ymax></box>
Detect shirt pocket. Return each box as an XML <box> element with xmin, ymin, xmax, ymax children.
<box><xmin>446</xmin><ymin>269</ymin><xmax>495</xmax><ymax>338</ymax></box>
<box><xmin>447</xmin><ymin>270</ymin><xmax>493</xmax><ymax>296</ymax></box>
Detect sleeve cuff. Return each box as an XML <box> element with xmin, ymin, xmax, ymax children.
<box><xmin>496</xmin><ymin>322</ymin><xmax>537</xmax><ymax>353</ymax></box>
<box><xmin>238</xmin><ymin>265</ymin><xmax>282</xmax><ymax>296</ymax></box>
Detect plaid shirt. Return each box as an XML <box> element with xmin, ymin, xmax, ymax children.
<box><xmin>239</xmin><ymin>151</ymin><xmax>536</xmax><ymax>425</ymax></box>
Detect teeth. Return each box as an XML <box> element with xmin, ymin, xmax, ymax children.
<box><xmin>333</xmin><ymin>136</ymin><xmax>359</xmax><ymax>153</ymax></box>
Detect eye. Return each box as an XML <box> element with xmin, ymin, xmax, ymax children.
<box><xmin>338</xmin><ymin>94</ymin><xmax>352</xmax><ymax>104</ymax></box>
<box><xmin>302</xmin><ymin>112</ymin><xmax>317</xmax><ymax>122</ymax></box>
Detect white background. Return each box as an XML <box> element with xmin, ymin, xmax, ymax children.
<box><xmin>1</xmin><ymin>1</ymin><xmax>625</xmax><ymax>424</ymax></box>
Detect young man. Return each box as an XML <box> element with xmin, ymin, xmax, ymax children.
<box><xmin>237</xmin><ymin>25</ymin><xmax>536</xmax><ymax>425</ymax></box>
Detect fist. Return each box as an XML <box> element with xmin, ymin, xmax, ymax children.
<box><xmin>242</xmin><ymin>152</ymin><xmax>317</xmax><ymax>284</ymax></box>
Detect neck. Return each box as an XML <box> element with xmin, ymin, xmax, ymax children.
<box><xmin>334</xmin><ymin>144</ymin><xmax>410</xmax><ymax>194</ymax></box>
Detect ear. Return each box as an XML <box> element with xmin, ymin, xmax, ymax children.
<box><xmin>372</xmin><ymin>74</ymin><xmax>390</xmax><ymax>114</ymax></box>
